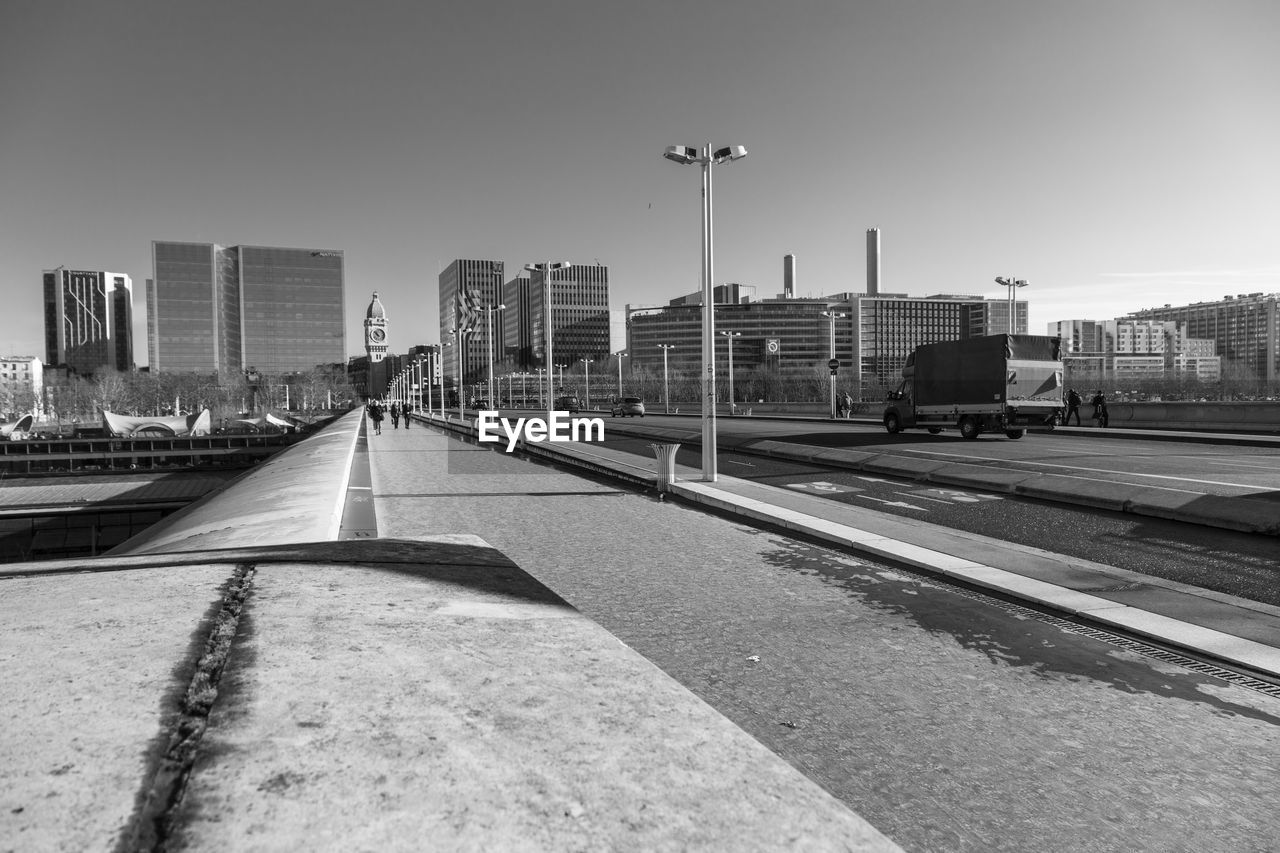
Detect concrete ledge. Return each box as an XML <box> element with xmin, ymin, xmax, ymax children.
<box><xmin>107</xmin><ymin>408</ymin><xmax>366</xmax><ymax>555</ymax></box>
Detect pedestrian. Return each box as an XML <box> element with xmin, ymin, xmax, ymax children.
<box><xmin>843</xmin><ymin>392</ymin><xmax>855</xmax><ymax>419</ymax></box>
<box><xmin>367</xmin><ymin>400</ymin><xmax>383</xmax><ymax>435</ymax></box>
<box><xmin>390</xmin><ymin>401</ymin><xmax>400</xmax><ymax>429</ymax></box>
<box><xmin>1065</xmin><ymin>388</ymin><xmax>1082</xmax><ymax>426</ymax></box>
<box><xmin>1089</xmin><ymin>390</ymin><xmax>1108</xmax><ymax>427</ymax></box>
<box><xmin>404</xmin><ymin>404</ymin><xmax>411</xmax><ymax>428</ymax></box>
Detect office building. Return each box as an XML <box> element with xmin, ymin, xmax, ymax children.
<box><xmin>495</xmin><ymin>263</ymin><xmax>611</xmax><ymax>374</ymax></box>
<box><xmin>1</xmin><ymin>356</ymin><xmax>43</xmax><ymax>417</ymax></box>
<box><xmin>42</xmin><ymin>268</ymin><xmax>134</xmax><ymax>375</ymax></box>
<box><xmin>628</xmin><ymin>289</ymin><xmax>1023</xmax><ymax>398</ymax></box>
<box><xmin>148</xmin><ymin>242</ymin><xmax>345</xmax><ymax>376</ymax></box>
<box><xmin>1124</xmin><ymin>293</ymin><xmax>1278</xmax><ymax>384</ymax></box>
<box><xmin>1048</xmin><ymin>318</ymin><xmax>1220</xmax><ymax>382</ymax></box>
<box><xmin>439</xmin><ymin>259</ymin><xmax>506</xmax><ymax>384</ymax></box>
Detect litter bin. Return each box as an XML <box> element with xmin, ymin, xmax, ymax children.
<box><xmin>649</xmin><ymin>443</ymin><xmax>681</xmax><ymax>491</ymax></box>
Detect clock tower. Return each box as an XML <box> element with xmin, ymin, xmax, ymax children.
<box><xmin>364</xmin><ymin>292</ymin><xmax>388</xmax><ymax>362</ymax></box>
<box><xmin>364</xmin><ymin>292</ymin><xmax>389</xmax><ymax>399</ymax></box>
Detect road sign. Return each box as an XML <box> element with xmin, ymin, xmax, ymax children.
<box><xmin>766</xmin><ymin>338</ymin><xmax>780</xmax><ymax>355</ymax></box>
<box><xmin>827</xmin><ymin>358</ymin><xmax>839</xmax><ymax>369</ymax></box>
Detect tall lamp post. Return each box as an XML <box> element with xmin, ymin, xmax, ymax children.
<box><xmin>448</xmin><ymin>328</ymin><xmax>466</xmax><ymax>420</ymax></box>
<box><xmin>663</xmin><ymin>142</ymin><xmax>748</xmax><ymax>482</ymax></box>
<box><xmin>614</xmin><ymin>350</ymin><xmax>627</xmax><ymax>399</ymax></box>
<box><xmin>719</xmin><ymin>331</ymin><xmax>740</xmax><ymax>415</ymax></box>
<box><xmin>482</xmin><ymin>303</ymin><xmax>505</xmax><ymax>409</ymax></box>
<box><xmin>995</xmin><ymin>276</ymin><xmax>1029</xmax><ymax>334</ymax></box>
<box><xmin>579</xmin><ymin>358</ymin><xmax>593</xmax><ymax>410</ymax></box>
<box><xmin>821</xmin><ymin>310</ymin><xmax>847</xmax><ymax>419</ymax></box>
<box><xmin>525</xmin><ymin>262</ymin><xmax>570</xmax><ymax>422</ymax></box>
<box><xmin>657</xmin><ymin>344</ymin><xmax>675</xmax><ymax>414</ymax></box>
<box><xmin>534</xmin><ymin>367</ymin><xmax>547</xmax><ymax>409</ymax></box>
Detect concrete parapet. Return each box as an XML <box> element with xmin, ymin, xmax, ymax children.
<box><xmin>107</xmin><ymin>408</ymin><xmax>365</xmax><ymax>555</ymax></box>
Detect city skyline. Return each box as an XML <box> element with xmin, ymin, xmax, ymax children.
<box><xmin>2</xmin><ymin>1</ymin><xmax>1277</xmax><ymax>365</ymax></box>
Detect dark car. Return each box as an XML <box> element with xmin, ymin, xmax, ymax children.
<box><xmin>611</xmin><ymin>396</ymin><xmax>645</xmax><ymax>417</ymax></box>
<box><xmin>554</xmin><ymin>396</ymin><xmax>581</xmax><ymax>414</ymax></box>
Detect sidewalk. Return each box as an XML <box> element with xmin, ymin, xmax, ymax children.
<box><xmin>426</xmin><ymin>414</ymin><xmax>1280</xmax><ymax>682</ymax></box>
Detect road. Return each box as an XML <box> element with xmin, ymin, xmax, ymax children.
<box><xmin>596</xmin><ymin>433</ymin><xmax>1280</xmax><ymax>608</ymax></box>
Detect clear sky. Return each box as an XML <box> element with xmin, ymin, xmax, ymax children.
<box><xmin>2</xmin><ymin>0</ymin><xmax>1277</xmax><ymax>365</ymax></box>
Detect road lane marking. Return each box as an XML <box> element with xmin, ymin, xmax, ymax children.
<box><xmin>894</xmin><ymin>448</ymin><xmax>1266</xmax><ymax>492</ymax></box>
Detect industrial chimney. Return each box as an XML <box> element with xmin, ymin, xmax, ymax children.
<box><xmin>866</xmin><ymin>228</ymin><xmax>880</xmax><ymax>296</ymax></box>
<box><xmin>783</xmin><ymin>254</ymin><xmax>796</xmax><ymax>299</ymax></box>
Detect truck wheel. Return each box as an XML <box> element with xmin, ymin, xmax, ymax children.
<box><xmin>884</xmin><ymin>412</ymin><xmax>902</xmax><ymax>434</ymax></box>
<box><xmin>958</xmin><ymin>416</ymin><xmax>980</xmax><ymax>440</ymax></box>
<box><xmin>927</xmin><ymin>427</ymin><xmax>943</xmax><ymax>434</ymax></box>
<box><xmin>1005</xmin><ymin>429</ymin><xmax>1025</xmax><ymax>439</ymax></box>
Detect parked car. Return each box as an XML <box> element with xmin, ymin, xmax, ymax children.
<box><xmin>554</xmin><ymin>396</ymin><xmax>581</xmax><ymax>414</ymax></box>
<box><xmin>611</xmin><ymin>396</ymin><xmax>645</xmax><ymax>417</ymax></box>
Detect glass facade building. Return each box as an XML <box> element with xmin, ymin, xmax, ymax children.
<box><xmin>42</xmin><ymin>269</ymin><xmax>134</xmax><ymax>375</ymax></box>
<box><xmin>628</xmin><ymin>291</ymin><xmax>1021</xmax><ymax>399</ymax></box>
<box><xmin>148</xmin><ymin>242</ymin><xmax>345</xmax><ymax>375</ymax></box>
<box><xmin>439</xmin><ymin>259</ymin><xmax>506</xmax><ymax>384</ymax></box>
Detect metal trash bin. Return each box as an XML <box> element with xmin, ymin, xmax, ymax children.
<box><xmin>649</xmin><ymin>443</ymin><xmax>681</xmax><ymax>491</ymax></box>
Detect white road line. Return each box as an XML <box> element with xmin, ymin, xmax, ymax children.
<box><xmin>897</xmin><ymin>492</ymin><xmax>953</xmax><ymax>505</ymax></box>
<box><xmin>894</xmin><ymin>448</ymin><xmax>1258</xmax><ymax>492</ymax></box>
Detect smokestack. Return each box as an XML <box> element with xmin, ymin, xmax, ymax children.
<box><xmin>783</xmin><ymin>254</ymin><xmax>796</xmax><ymax>299</ymax></box>
<box><xmin>866</xmin><ymin>228</ymin><xmax>880</xmax><ymax>295</ymax></box>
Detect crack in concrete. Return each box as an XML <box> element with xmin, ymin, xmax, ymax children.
<box><xmin>116</xmin><ymin>563</ymin><xmax>255</xmax><ymax>853</ymax></box>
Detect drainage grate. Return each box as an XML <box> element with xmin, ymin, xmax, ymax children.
<box><xmin>939</xmin><ymin>578</ymin><xmax>1280</xmax><ymax>699</ymax></box>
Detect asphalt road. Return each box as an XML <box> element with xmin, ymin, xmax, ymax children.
<box><xmin>587</xmin><ymin>420</ymin><xmax>1280</xmax><ymax>608</ymax></box>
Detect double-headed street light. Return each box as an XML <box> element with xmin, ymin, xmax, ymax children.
<box><xmin>614</xmin><ymin>350</ymin><xmax>628</xmax><ymax>398</ymax></box>
<box><xmin>995</xmin><ymin>276</ymin><xmax>1029</xmax><ymax>334</ymax></box>
<box><xmin>482</xmin><ymin>303</ymin><xmax>505</xmax><ymax>408</ymax></box>
<box><xmin>821</xmin><ymin>310</ymin><xmax>847</xmax><ymax>419</ymax></box>
<box><xmin>579</xmin><ymin>358</ymin><xmax>593</xmax><ymax>410</ymax></box>
<box><xmin>719</xmin><ymin>331</ymin><xmax>741</xmax><ymax>415</ymax></box>
<box><xmin>657</xmin><ymin>344</ymin><xmax>676</xmax><ymax>414</ymax></box>
<box><xmin>525</xmin><ymin>261</ymin><xmax>570</xmax><ymax>421</ymax></box>
<box><xmin>663</xmin><ymin>142</ymin><xmax>748</xmax><ymax>482</ymax></box>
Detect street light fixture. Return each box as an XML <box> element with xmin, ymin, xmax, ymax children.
<box><xmin>719</xmin><ymin>331</ymin><xmax>741</xmax><ymax>415</ymax></box>
<box><xmin>448</xmin><ymin>328</ymin><xmax>466</xmax><ymax>420</ymax></box>
<box><xmin>994</xmin><ymin>276</ymin><xmax>1029</xmax><ymax>335</ymax></box>
<box><xmin>821</xmin><ymin>310</ymin><xmax>847</xmax><ymax>419</ymax></box>
<box><xmin>525</xmin><ymin>261</ymin><xmax>571</xmax><ymax>421</ymax></box>
<box><xmin>657</xmin><ymin>344</ymin><xmax>676</xmax><ymax>414</ymax></box>
<box><xmin>579</xmin><ymin>358</ymin><xmax>593</xmax><ymax>410</ymax></box>
<box><xmin>614</xmin><ymin>350</ymin><xmax>628</xmax><ymax>398</ymax></box>
<box><xmin>663</xmin><ymin>142</ymin><xmax>748</xmax><ymax>481</ymax></box>
<box><xmin>482</xmin><ymin>303</ymin><xmax>505</xmax><ymax>409</ymax></box>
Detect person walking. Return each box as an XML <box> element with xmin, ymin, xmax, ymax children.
<box><xmin>1090</xmin><ymin>390</ymin><xmax>1108</xmax><ymax>428</ymax></box>
<box><xmin>1065</xmin><ymin>388</ymin><xmax>1082</xmax><ymax>426</ymax></box>
<box><xmin>367</xmin><ymin>400</ymin><xmax>384</xmax><ymax>435</ymax></box>
<box><xmin>843</xmin><ymin>392</ymin><xmax>855</xmax><ymax>419</ymax></box>
<box><xmin>390</xmin><ymin>401</ymin><xmax>401</xmax><ymax>429</ymax></box>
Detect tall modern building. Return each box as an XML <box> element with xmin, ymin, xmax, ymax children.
<box><xmin>1048</xmin><ymin>318</ymin><xmax>1220</xmax><ymax>382</ymax></box>
<box><xmin>148</xmin><ymin>242</ymin><xmax>345</xmax><ymax>375</ymax></box>
<box><xmin>1125</xmin><ymin>293</ymin><xmax>1279</xmax><ymax>384</ymax></box>
<box><xmin>627</xmin><ymin>289</ymin><xmax>1026</xmax><ymax>398</ymax></box>
<box><xmin>439</xmin><ymin>259</ymin><xmax>506</xmax><ymax>384</ymax></box>
<box><xmin>525</xmin><ymin>263</ymin><xmax>611</xmax><ymax>369</ymax></box>
<box><xmin>42</xmin><ymin>268</ymin><xmax>134</xmax><ymax>375</ymax></box>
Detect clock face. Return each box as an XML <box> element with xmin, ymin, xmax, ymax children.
<box><xmin>370</xmin><ymin>328</ymin><xmax>386</xmax><ymax>343</ymax></box>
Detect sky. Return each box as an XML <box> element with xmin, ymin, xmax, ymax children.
<box><xmin>2</xmin><ymin>0</ymin><xmax>1278</xmax><ymax>366</ymax></box>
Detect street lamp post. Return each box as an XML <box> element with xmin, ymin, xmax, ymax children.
<box><xmin>614</xmin><ymin>350</ymin><xmax>627</xmax><ymax>399</ymax></box>
<box><xmin>657</xmin><ymin>344</ymin><xmax>675</xmax><ymax>414</ymax></box>
<box><xmin>663</xmin><ymin>142</ymin><xmax>748</xmax><ymax>482</ymax></box>
<box><xmin>821</xmin><ymin>310</ymin><xmax>847</xmax><ymax>419</ymax></box>
<box><xmin>579</xmin><ymin>358</ymin><xmax>593</xmax><ymax>410</ymax></box>
<box><xmin>535</xmin><ymin>367</ymin><xmax>547</xmax><ymax>408</ymax></box>
<box><xmin>448</xmin><ymin>328</ymin><xmax>466</xmax><ymax>420</ymax></box>
<box><xmin>719</xmin><ymin>331</ymin><xmax>740</xmax><ymax>414</ymax></box>
<box><xmin>994</xmin><ymin>276</ymin><xmax>1029</xmax><ymax>334</ymax></box>
<box><xmin>483</xmin><ymin>303</ymin><xmax>505</xmax><ymax>409</ymax></box>
<box><xmin>525</xmin><ymin>262</ymin><xmax>570</xmax><ymax>422</ymax></box>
